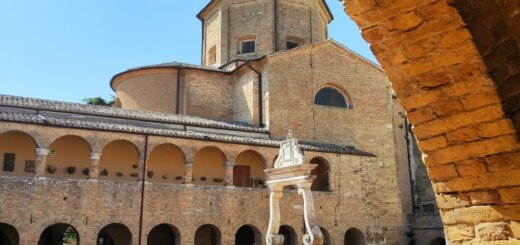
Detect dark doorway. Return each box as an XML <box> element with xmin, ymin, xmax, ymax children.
<box><xmin>233</xmin><ymin>165</ymin><xmax>251</xmax><ymax>187</ymax></box>
<box><xmin>279</xmin><ymin>225</ymin><xmax>296</xmax><ymax>245</ymax></box>
<box><xmin>321</xmin><ymin>227</ymin><xmax>331</xmax><ymax>245</ymax></box>
<box><xmin>194</xmin><ymin>224</ymin><xmax>220</xmax><ymax>245</ymax></box>
<box><xmin>0</xmin><ymin>223</ymin><xmax>19</xmax><ymax>245</ymax></box>
<box><xmin>38</xmin><ymin>223</ymin><xmax>79</xmax><ymax>245</ymax></box>
<box><xmin>147</xmin><ymin>224</ymin><xmax>180</xmax><ymax>245</ymax></box>
<box><xmin>310</xmin><ymin>158</ymin><xmax>330</xmax><ymax>191</ymax></box>
<box><xmin>344</xmin><ymin>228</ymin><xmax>365</xmax><ymax>245</ymax></box>
<box><xmin>235</xmin><ymin>225</ymin><xmax>261</xmax><ymax>245</ymax></box>
<box><xmin>97</xmin><ymin>223</ymin><xmax>131</xmax><ymax>245</ymax></box>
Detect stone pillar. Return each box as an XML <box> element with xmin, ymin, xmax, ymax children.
<box><xmin>184</xmin><ymin>162</ymin><xmax>193</xmax><ymax>184</ymax></box>
<box><xmin>137</xmin><ymin>157</ymin><xmax>145</xmax><ymax>182</ymax></box>
<box><xmin>225</xmin><ymin>161</ymin><xmax>235</xmax><ymax>186</ymax></box>
<box><xmin>34</xmin><ymin>148</ymin><xmax>50</xmax><ymax>178</ymax></box>
<box><xmin>88</xmin><ymin>152</ymin><xmax>102</xmax><ymax>180</ymax></box>
<box><xmin>266</xmin><ymin>186</ymin><xmax>284</xmax><ymax>245</ymax></box>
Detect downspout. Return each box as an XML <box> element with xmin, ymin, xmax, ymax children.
<box><xmin>176</xmin><ymin>68</ymin><xmax>183</xmax><ymax>114</ymax></box>
<box><xmin>274</xmin><ymin>0</ymin><xmax>279</xmax><ymax>51</ymax></box>
<box><xmin>138</xmin><ymin>134</ymin><xmax>149</xmax><ymax>245</ymax></box>
<box><xmin>201</xmin><ymin>19</ymin><xmax>205</xmax><ymax>66</ymax></box>
<box><xmin>246</xmin><ymin>64</ymin><xmax>264</xmax><ymax>128</ymax></box>
<box><xmin>404</xmin><ymin>118</ymin><xmax>416</xmax><ymax>211</ymax></box>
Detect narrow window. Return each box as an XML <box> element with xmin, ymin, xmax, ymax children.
<box><xmin>3</xmin><ymin>153</ymin><xmax>15</xmax><ymax>172</ymax></box>
<box><xmin>240</xmin><ymin>40</ymin><xmax>256</xmax><ymax>54</ymax></box>
<box><xmin>287</xmin><ymin>41</ymin><xmax>299</xmax><ymax>50</ymax></box>
<box><xmin>314</xmin><ymin>87</ymin><xmax>349</xmax><ymax>108</ymax></box>
<box><xmin>208</xmin><ymin>45</ymin><xmax>217</xmax><ymax>65</ymax></box>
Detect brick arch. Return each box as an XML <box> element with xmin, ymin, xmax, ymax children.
<box><xmin>343</xmin><ymin>0</ymin><xmax>520</xmax><ymax>243</ymax></box>
<box><xmin>316</xmin><ymin>83</ymin><xmax>354</xmax><ymax>109</ymax></box>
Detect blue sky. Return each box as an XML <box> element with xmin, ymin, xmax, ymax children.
<box><xmin>0</xmin><ymin>0</ymin><xmax>376</xmax><ymax>103</ymax></box>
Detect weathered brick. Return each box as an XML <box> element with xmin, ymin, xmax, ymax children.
<box><xmin>434</xmin><ymin>169</ymin><xmax>520</xmax><ymax>193</ymax></box>
<box><xmin>476</xmin><ymin>222</ymin><xmax>512</xmax><ymax>241</ymax></box>
<box><xmin>461</xmin><ymin>91</ymin><xmax>501</xmax><ymax>110</ymax></box>
<box><xmin>468</xmin><ymin>191</ymin><xmax>501</xmax><ymax>205</ymax></box>
<box><xmin>486</xmin><ymin>152</ymin><xmax>520</xmax><ymax>172</ymax></box>
<box><xmin>407</xmin><ymin>107</ymin><xmax>437</xmax><ymax>125</ymax></box>
<box><xmin>428</xmin><ymin>164</ymin><xmax>459</xmax><ymax>181</ymax></box>
<box><xmin>445</xmin><ymin>224</ymin><xmax>475</xmax><ymax>241</ymax></box>
<box><xmin>436</xmin><ymin>193</ymin><xmax>470</xmax><ymax>210</ymax></box>
<box><xmin>417</xmin><ymin>135</ymin><xmax>447</xmax><ymax>152</ymax></box>
<box><xmin>455</xmin><ymin>159</ymin><xmax>487</xmax><ymax>177</ymax></box>
<box><xmin>477</xmin><ymin>119</ymin><xmax>516</xmax><ymax>138</ymax></box>
<box><xmin>498</xmin><ymin>187</ymin><xmax>520</xmax><ymax>204</ymax></box>
<box><xmin>441</xmin><ymin>204</ymin><xmax>520</xmax><ymax>225</ymax></box>
<box><xmin>400</xmin><ymin>90</ymin><xmax>441</xmax><ymax>111</ymax></box>
<box><xmin>427</xmin><ymin>135</ymin><xmax>518</xmax><ymax>166</ymax></box>
<box><xmin>413</xmin><ymin>104</ymin><xmax>504</xmax><ymax>140</ymax></box>
<box><xmin>362</xmin><ymin>25</ymin><xmax>390</xmax><ymax>43</ymax></box>
<box><xmin>416</xmin><ymin>70</ymin><xmax>451</xmax><ymax>89</ymax></box>
<box><xmin>431</xmin><ymin>99</ymin><xmax>465</xmax><ymax>116</ymax></box>
<box><xmin>511</xmin><ymin>221</ymin><xmax>520</xmax><ymax>239</ymax></box>
<box><xmin>346</xmin><ymin>0</ymin><xmax>377</xmax><ymax>15</ymax></box>
<box><xmin>446</xmin><ymin>127</ymin><xmax>480</xmax><ymax>144</ymax></box>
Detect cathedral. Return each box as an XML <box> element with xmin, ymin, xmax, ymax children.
<box><xmin>0</xmin><ymin>0</ymin><xmax>444</xmax><ymax>244</ymax></box>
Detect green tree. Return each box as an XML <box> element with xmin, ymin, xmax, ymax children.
<box><xmin>82</xmin><ymin>96</ymin><xmax>114</xmax><ymax>106</ymax></box>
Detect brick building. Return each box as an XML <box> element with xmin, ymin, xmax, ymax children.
<box><xmin>0</xmin><ymin>0</ymin><xmax>444</xmax><ymax>244</ymax></box>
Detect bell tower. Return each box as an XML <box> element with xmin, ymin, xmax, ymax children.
<box><xmin>198</xmin><ymin>0</ymin><xmax>333</xmax><ymax>67</ymax></box>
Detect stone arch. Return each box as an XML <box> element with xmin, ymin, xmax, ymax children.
<box><xmin>192</xmin><ymin>146</ymin><xmax>226</xmax><ymax>186</ymax></box>
<box><xmin>0</xmin><ymin>130</ymin><xmax>38</xmax><ymax>177</ymax></box>
<box><xmin>97</xmin><ymin>223</ymin><xmax>132</xmax><ymax>245</ymax></box>
<box><xmin>0</xmin><ymin>223</ymin><xmax>19</xmax><ymax>245</ymax></box>
<box><xmin>98</xmin><ymin>140</ymin><xmax>141</xmax><ymax>181</ymax></box>
<box><xmin>194</xmin><ymin>224</ymin><xmax>221</xmax><ymax>245</ymax></box>
<box><xmin>234</xmin><ymin>224</ymin><xmax>262</xmax><ymax>245</ymax></box>
<box><xmin>279</xmin><ymin>225</ymin><xmax>296</xmax><ymax>245</ymax></box>
<box><xmin>38</xmin><ymin>223</ymin><xmax>79</xmax><ymax>245</ymax></box>
<box><xmin>46</xmin><ymin>135</ymin><xmax>91</xmax><ymax>180</ymax></box>
<box><xmin>147</xmin><ymin>143</ymin><xmax>185</xmax><ymax>183</ymax></box>
<box><xmin>344</xmin><ymin>228</ymin><xmax>365</xmax><ymax>245</ymax></box>
<box><xmin>320</xmin><ymin>227</ymin><xmax>331</xmax><ymax>245</ymax></box>
<box><xmin>234</xmin><ymin>150</ymin><xmax>266</xmax><ymax>188</ymax></box>
<box><xmin>310</xmin><ymin>157</ymin><xmax>330</xmax><ymax>191</ymax></box>
<box><xmin>147</xmin><ymin>223</ymin><xmax>181</xmax><ymax>245</ymax></box>
<box><xmin>429</xmin><ymin>237</ymin><xmax>446</xmax><ymax>245</ymax></box>
<box><xmin>343</xmin><ymin>0</ymin><xmax>520</xmax><ymax>243</ymax></box>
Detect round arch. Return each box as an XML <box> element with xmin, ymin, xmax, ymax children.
<box><xmin>279</xmin><ymin>225</ymin><xmax>296</xmax><ymax>245</ymax></box>
<box><xmin>38</xmin><ymin>223</ymin><xmax>79</xmax><ymax>245</ymax></box>
<box><xmin>234</xmin><ymin>150</ymin><xmax>266</xmax><ymax>188</ymax></box>
<box><xmin>194</xmin><ymin>224</ymin><xmax>221</xmax><ymax>245</ymax></box>
<box><xmin>46</xmin><ymin>135</ymin><xmax>91</xmax><ymax>179</ymax></box>
<box><xmin>97</xmin><ymin>223</ymin><xmax>132</xmax><ymax>245</ymax></box>
<box><xmin>147</xmin><ymin>223</ymin><xmax>181</xmax><ymax>245</ymax></box>
<box><xmin>0</xmin><ymin>223</ymin><xmax>19</xmax><ymax>245</ymax></box>
<box><xmin>344</xmin><ymin>228</ymin><xmax>365</xmax><ymax>245</ymax></box>
<box><xmin>192</xmin><ymin>146</ymin><xmax>226</xmax><ymax>186</ymax></box>
<box><xmin>0</xmin><ymin>130</ymin><xmax>38</xmax><ymax>177</ymax></box>
<box><xmin>320</xmin><ymin>227</ymin><xmax>331</xmax><ymax>245</ymax></box>
<box><xmin>314</xmin><ymin>86</ymin><xmax>351</xmax><ymax>108</ymax></box>
<box><xmin>310</xmin><ymin>157</ymin><xmax>330</xmax><ymax>191</ymax></box>
<box><xmin>99</xmin><ymin>140</ymin><xmax>141</xmax><ymax>181</ymax></box>
<box><xmin>235</xmin><ymin>224</ymin><xmax>262</xmax><ymax>245</ymax></box>
<box><xmin>147</xmin><ymin>144</ymin><xmax>185</xmax><ymax>183</ymax></box>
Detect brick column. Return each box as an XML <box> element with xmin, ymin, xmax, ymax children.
<box><xmin>88</xmin><ymin>152</ymin><xmax>102</xmax><ymax>180</ymax></box>
<box><xmin>184</xmin><ymin>162</ymin><xmax>193</xmax><ymax>184</ymax></box>
<box><xmin>225</xmin><ymin>161</ymin><xmax>235</xmax><ymax>186</ymax></box>
<box><xmin>137</xmin><ymin>157</ymin><xmax>145</xmax><ymax>182</ymax></box>
<box><xmin>34</xmin><ymin>148</ymin><xmax>49</xmax><ymax>178</ymax></box>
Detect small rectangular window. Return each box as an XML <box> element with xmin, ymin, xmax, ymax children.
<box><xmin>287</xmin><ymin>41</ymin><xmax>299</xmax><ymax>50</ymax></box>
<box><xmin>240</xmin><ymin>40</ymin><xmax>256</xmax><ymax>54</ymax></box>
<box><xmin>3</xmin><ymin>153</ymin><xmax>15</xmax><ymax>172</ymax></box>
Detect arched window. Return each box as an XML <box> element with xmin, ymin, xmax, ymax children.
<box><xmin>344</xmin><ymin>228</ymin><xmax>365</xmax><ymax>245</ymax></box>
<box><xmin>195</xmin><ymin>224</ymin><xmax>221</xmax><ymax>245</ymax></box>
<box><xmin>147</xmin><ymin>224</ymin><xmax>181</xmax><ymax>245</ymax></box>
<box><xmin>97</xmin><ymin>223</ymin><xmax>132</xmax><ymax>245</ymax></box>
<box><xmin>279</xmin><ymin>225</ymin><xmax>296</xmax><ymax>245</ymax></box>
<box><xmin>235</xmin><ymin>225</ymin><xmax>261</xmax><ymax>245</ymax></box>
<box><xmin>0</xmin><ymin>223</ymin><xmax>19</xmax><ymax>245</ymax></box>
<box><xmin>39</xmin><ymin>223</ymin><xmax>79</xmax><ymax>245</ymax></box>
<box><xmin>208</xmin><ymin>46</ymin><xmax>217</xmax><ymax>66</ymax></box>
<box><xmin>314</xmin><ymin>87</ymin><xmax>349</xmax><ymax>108</ymax></box>
<box><xmin>310</xmin><ymin>157</ymin><xmax>330</xmax><ymax>192</ymax></box>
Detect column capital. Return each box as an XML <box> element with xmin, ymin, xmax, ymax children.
<box><xmin>225</xmin><ymin>161</ymin><xmax>235</xmax><ymax>168</ymax></box>
<box><xmin>36</xmin><ymin>148</ymin><xmax>50</xmax><ymax>156</ymax></box>
<box><xmin>90</xmin><ymin>152</ymin><xmax>102</xmax><ymax>160</ymax></box>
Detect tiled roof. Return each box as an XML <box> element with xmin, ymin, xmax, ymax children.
<box><xmin>0</xmin><ymin>95</ymin><xmax>376</xmax><ymax>157</ymax></box>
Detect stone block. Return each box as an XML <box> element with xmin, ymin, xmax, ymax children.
<box><xmin>445</xmin><ymin>224</ymin><xmax>475</xmax><ymax>241</ymax></box>
<box><xmin>476</xmin><ymin>222</ymin><xmax>512</xmax><ymax>241</ymax></box>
